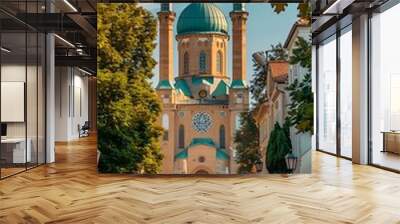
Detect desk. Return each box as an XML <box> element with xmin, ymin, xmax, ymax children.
<box><xmin>1</xmin><ymin>138</ymin><xmax>31</xmax><ymax>163</ymax></box>
<box><xmin>382</xmin><ymin>131</ymin><xmax>400</xmax><ymax>154</ymax></box>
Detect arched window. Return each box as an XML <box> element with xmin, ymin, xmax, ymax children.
<box><xmin>162</xmin><ymin>114</ymin><xmax>169</xmax><ymax>141</ymax></box>
<box><xmin>178</xmin><ymin>125</ymin><xmax>185</xmax><ymax>148</ymax></box>
<box><xmin>217</xmin><ymin>51</ymin><xmax>223</xmax><ymax>73</ymax></box>
<box><xmin>235</xmin><ymin>114</ymin><xmax>242</xmax><ymax>131</ymax></box>
<box><xmin>219</xmin><ymin>125</ymin><xmax>226</xmax><ymax>148</ymax></box>
<box><xmin>184</xmin><ymin>52</ymin><xmax>189</xmax><ymax>74</ymax></box>
<box><xmin>162</xmin><ymin>114</ymin><xmax>169</xmax><ymax>129</ymax></box>
<box><xmin>199</xmin><ymin>51</ymin><xmax>206</xmax><ymax>73</ymax></box>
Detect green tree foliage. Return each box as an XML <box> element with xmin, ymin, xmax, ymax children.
<box><xmin>266</xmin><ymin>121</ymin><xmax>292</xmax><ymax>173</ymax></box>
<box><xmin>271</xmin><ymin>3</ymin><xmax>288</xmax><ymax>14</ymax></box>
<box><xmin>286</xmin><ymin>37</ymin><xmax>313</xmax><ymax>133</ymax></box>
<box><xmin>267</xmin><ymin>43</ymin><xmax>288</xmax><ymax>61</ymax></box>
<box><xmin>234</xmin><ymin>112</ymin><xmax>261</xmax><ymax>174</ymax></box>
<box><xmin>289</xmin><ymin>37</ymin><xmax>311</xmax><ymax>70</ymax></box>
<box><xmin>297</xmin><ymin>3</ymin><xmax>311</xmax><ymax>21</ymax></box>
<box><xmin>286</xmin><ymin>74</ymin><xmax>313</xmax><ymax>133</ymax></box>
<box><xmin>271</xmin><ymin>1</ymin><xmax>311</xmax><ymax>22</ymax></box>
<box><xmin>250</xmin><ymin>55</ymin><xmax>267</xmax><ymax>107</ymax></box>
<box><xmin>250</xmin><ymin>43</ymin><xmax>287</xmax><ymax>108</ymax></box>
<box><xmin>98</xmin><ymin>3</ymin><xmax>157</xmax><ymax>77</ymax></box>
<box><xmin>97</xmin><ymin>3</ymin><xmax>163</xmax><ymax>174</ymax></box>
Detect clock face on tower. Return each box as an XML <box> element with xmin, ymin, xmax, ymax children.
<box><xmin>198</xmin><ymin>89</ymin><xmax>207</xmax><ymax>98</ymax></box>
<box><xmin>192</xmin><ymin>112</ymin><xmax>212</xmax><ymax>132</ymax></box>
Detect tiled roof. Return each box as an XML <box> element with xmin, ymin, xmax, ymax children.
<box><xmin>189</xmin><ymin>138</ymin><xmax>216</xmax><ymax>148</ymax></box>
<box><xmin>174</xmin><ymin>79</ymin><xmax>192</xmax><ymax>97</ymax></box>
<box><xmin>156</xmin><ymin>80</ymin><xmax>174</xmax><ymax>90</ymax></box>
<box><xmin>192</xmin><ymin>76</ymin><xmax>214</xmax><ymax>85</ymax></box>
<box><xmin>230</xmin><ymin>79</ymin><xmax>247</xmax><ymax>89</ymax></box>
<box><xmin>175</xmin><ymin>149</ymin><xmax>188</xmax><ymax>159</ymax></box>
<box><xmin>216</xmin><ymin>148</ymin><xmax>229</xmax><ymax>160</ymax></box>
<box><xmin>211</xmin><ymin>80</ymin><xmax>229</xmax><ymax>97</ymax></box>
<box><xmin>177</xmin><ymin>3</ymin><xmax>228</xmax><ymax>36</ymax></box>
<box><xmin>174</xmin><ymin>138</ymin><xmax>229</xmax><ymax>160</ymax></box>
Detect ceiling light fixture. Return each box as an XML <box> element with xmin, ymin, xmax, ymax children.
<box><xmin>76</xmin><ymin>48</ymin><xmax>83</xmax><ymax>55</ymax></box>
<box><xmin>63</xmin><ymin>0</ymin><xmax>78</xmax><ymax>12</ymax></box>
<box><xmin>1</xmin><ymin>47</ymin><xmax>11</xmax><ymax>53</ymax></box>
<box><xmin>54</xmin><ymin>34</ymin><xmax>75</xmax><ymax>48</ymax></box>
<box><xmin>78</xmin><ymin>67</ymin><xmax>93</xmax><ymax>76</ymax></box>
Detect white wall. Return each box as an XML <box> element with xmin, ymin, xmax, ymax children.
<box><xmin>1</xmin><ymin>65</ymin><xmax>27</xmax><ymax>142</ymax></box>
<box><xmin>1</xmin><ymin>62</ymin><xmax>46</xmax><ymax>164</ymax></box>
<box><xmin>55</xmin><ymin>66</ymin><xmax>69</xmax><ymax>141</ymax></box>
<box><xmin>288</xmin><ymin>26</ymin><xmax>310</xmax><ymax>85</ymax></box>
<box><xmin>55</xmin><ymin>67</ymin><xmax>89</xmax><ymax>141</ymax></box>
<box><xmin>1</xmin><ymin>65</ymin><xmax>37</xmax><ymax>137</ymax></box>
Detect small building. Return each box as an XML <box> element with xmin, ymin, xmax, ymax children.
<box><xmin>253</xmin><ymin>60</ymin><xmax>289</xmax><ymax>173</ymax></box>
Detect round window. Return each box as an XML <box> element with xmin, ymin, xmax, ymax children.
<box><xmin>198</xmin><ymin>156</ymin><xmax>205</xmax><ymax>163</ymax></box>
<box><xmin>192</xmin><ymin>112</ymin><xmax>212</xmax><ymax>132</ymax></box>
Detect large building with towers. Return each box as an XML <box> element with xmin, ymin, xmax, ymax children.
<box><xmin>156</xmin><ymin>3</ymin><xmax>249</xmax><ymax>174</ymax></box>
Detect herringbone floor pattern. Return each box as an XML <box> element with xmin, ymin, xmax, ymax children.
<box><xmin>1</xmin><ymin>136</ymin><xmax>400</xmax><ymax>224</ymax></box>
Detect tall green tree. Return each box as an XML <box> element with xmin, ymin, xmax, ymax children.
<box><xmin>97</xmin><ymin>3</ymin><xmax>163</xmax><ymax>174</ymax></box>
<box><xmin>286</xmin><ymin>37</ymin><xmax>313</xmax><ymax>133</ymax></box>
<box><xmin>266</xmin><ymin>121</ymin><xmax>292</xmax><ymax>173</ymax></box>
<box><xmin>98</xmin><ymin>4</ymin><xmax>157</xmax><ymax>77</ymax></box>
<box><xmin>234</xmin><ymin>112</ymin><xmax>261</xmax><ymax>174</ymax></box>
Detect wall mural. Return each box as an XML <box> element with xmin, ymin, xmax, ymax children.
<box><xmin>97</xmin><ymin>2</ymin><xmax>312</xmax><ymax>175</ymax></box>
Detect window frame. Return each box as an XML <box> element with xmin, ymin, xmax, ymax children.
<box><xmin>199</xmin><ymin>51</ymin><xmax>207</xmax><ymax>73</ymax></box>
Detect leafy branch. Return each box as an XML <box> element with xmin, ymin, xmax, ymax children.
<box><xmin>286</xmin><ymin>36</ymin><xmax>313</xmax><ymax>133</ymax></box>
<box><xmin>271</xmin><ymin>1</ymin><xmax>311</xmax><ymax>22</ymax></box>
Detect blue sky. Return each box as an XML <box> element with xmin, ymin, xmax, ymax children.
<box><xmin>138</xmin><ymin>3</ymin><xmax>299</xmax><ymax>87</ymax></box>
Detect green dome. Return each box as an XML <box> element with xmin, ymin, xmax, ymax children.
<box><xmin>177</xmin><ymin>3</ymin><xmax>228</xmax><ymax>35</ymax></box>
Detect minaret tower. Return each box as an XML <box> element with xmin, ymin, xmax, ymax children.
<box><xmin>230</xmin><ymin>3</ymin><xmax>248</xmax><ymax>87</ymax></box>
<box><xmin>229</xmin><ymin>3</ymin><xmax>249</xmax><ymax>174</ymax></box>
<box><xmin>157</xmin><ymin>3</ymin><xmax>175</xmax><ymax>89</ymax></box>
<box><xmin>156</xmin><ymin>3</ymin><xmax>176</xmax><ymax>174</ymax></box>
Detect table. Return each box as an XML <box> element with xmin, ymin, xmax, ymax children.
<box><xmin>381</xmin><ymin>131</ymin><xmax>400</xmax><ymax>154</ymax></box>
<box><xmin>1</xmin><ymin>138</ymin><xmax>31</xmax><ymax>163</ymax></box>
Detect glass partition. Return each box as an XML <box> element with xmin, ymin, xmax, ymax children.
<box><xmin>339</xmin><ymin>26</ymin><xmax>352</xmax><ymax>158</ymax></box>
<box><xmin>1</xmin><ymin>31</ymin><xmax>28</xmax><ymax>177</ymax></box>
<box><xmin>317</xmin><ymin>35</ymin><xmax>337</xmax><ymax>154</ymax></box>
<box><xmin>0</xmin><ymin>2</ymin><xmax>46</xmax><ymax>179</ymax></box>
<box><xmin>370</xmin><ymin>4</ymin><xmax>400</xmax><ymax>171</ymax></box>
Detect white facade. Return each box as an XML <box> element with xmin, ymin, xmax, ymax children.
<box><xmin>55</xmin><ymin>67</ymin><xmax>89</xmax><ymax>141</ymax></box>
<box><xmin>285</xmin><ymin>23</ymin><xmax>312</xmax><ymax>173</ymax></box>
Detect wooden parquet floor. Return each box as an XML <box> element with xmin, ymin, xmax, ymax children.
<box><xmin>1</xmin><ymin>136</ymin><xmax>400</xmax><ymax>224</ymax></box>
